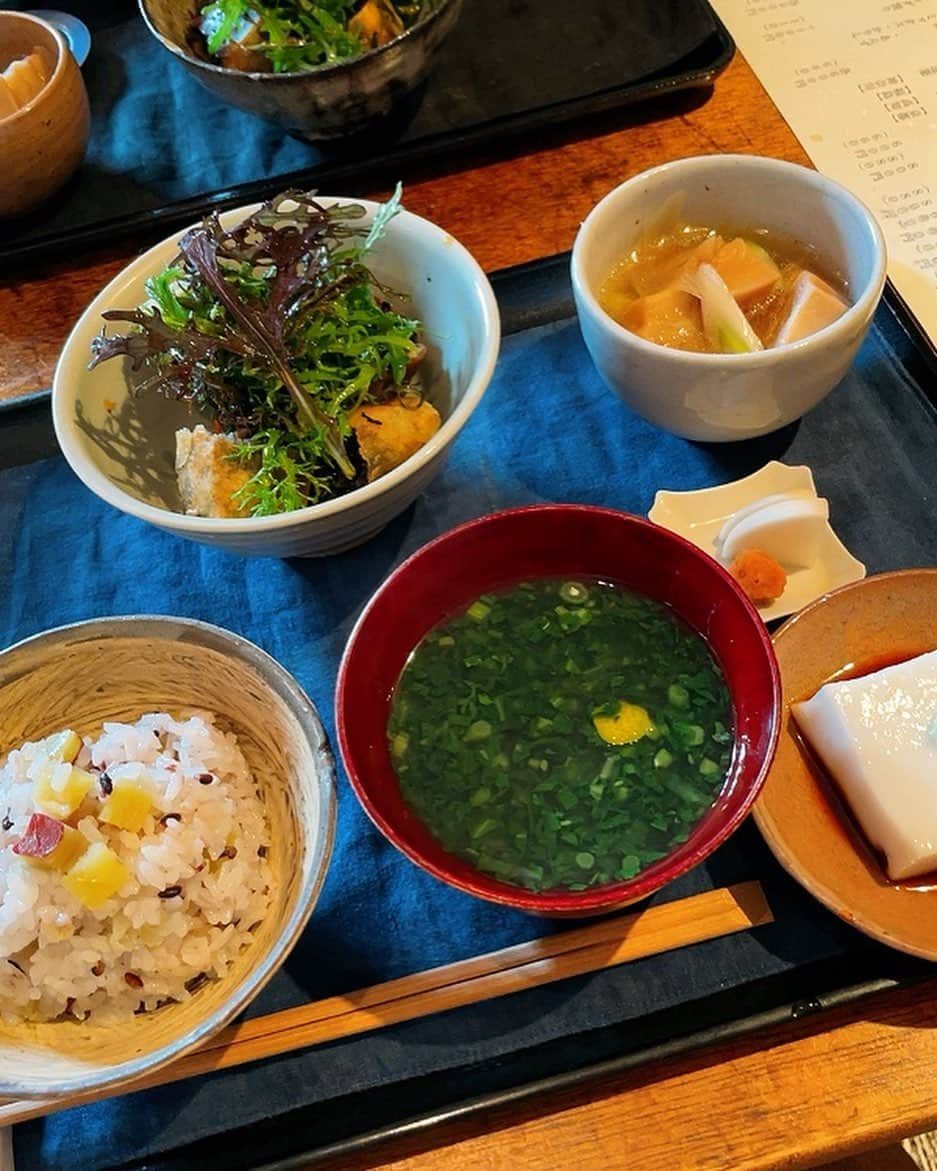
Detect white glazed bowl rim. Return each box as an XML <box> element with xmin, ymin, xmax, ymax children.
<box><xmin>52</xmin><ymin>197</ymin><xmax>501</xmax><ymax>536</ymax></box>
<box><xmin>570</xmin><ymin>154</ymin><xmax>888</xmax><ymax>368</ymax></box>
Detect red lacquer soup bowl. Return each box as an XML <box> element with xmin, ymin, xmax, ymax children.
<box><xmin>336</xmin><ymin>505</ymin><xmax>781</xmax><ymax>916</ymax></box>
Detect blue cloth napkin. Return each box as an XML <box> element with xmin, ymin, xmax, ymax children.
<box><xmin>10</xmin><ymin>312</ymin><xmax>934</xmax><ymax>1170</ymax></box>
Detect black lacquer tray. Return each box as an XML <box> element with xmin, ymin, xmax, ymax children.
<box><xmin>0</xmin><ymin>0</ymin><xmax>733</xmax><ymax>266</ymax></box>
<box><xmin>5</xmin><ymin>252</ymin><xmax>937</xmax><ymax>1171</ymax></box>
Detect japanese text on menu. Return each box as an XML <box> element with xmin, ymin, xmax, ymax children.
<box><xmin>709</xmin><ymin>0</ymin><xmax>937</xmax><ymax>340</ymax></box>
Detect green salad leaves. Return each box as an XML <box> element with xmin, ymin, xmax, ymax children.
<box><xmin>198</xmin><ymin>0</ymin><xmax>427</xmax><ymax>72</ymax></box>
<box><xmin>90</xmin><ymin>187</ymin><xmax>425</xmax><ymax>516</ymax></box>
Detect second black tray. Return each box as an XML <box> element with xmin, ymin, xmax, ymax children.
<box><xmin>0</xmin><ymin>0</ymin><xmax>733</xmax><ymax>267</ymax></box>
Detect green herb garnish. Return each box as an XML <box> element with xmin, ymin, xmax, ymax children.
<box><xmin>387</xmin><ymin>579</ymin><xmax>734</xmax><ymax>892</ymax></box>
<box><xmin>198</xmin><ymin>1</ymin><xmax>427</xmax><ymax>73</ymax></box>
<box><xmin>89</xmin><ymin>185</ymin><xmax>425</xmax><ymax>516</ymax></box>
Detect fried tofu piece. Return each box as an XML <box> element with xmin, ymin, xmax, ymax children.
<box><xmin>620</xmin><ymin>288</ymin><xmax>707</xmax><ymax>352</ymax></box>
<box><xmin>711</xmin><ymin>238</ymin><xmax>781</xmax><ymax>305</ymax></box>
<box><xmin>175</xmin><ymin>426</ymin><xmax>255</xmax><ymax>519</ymax></box>
<box><xmin>349</xmin><ymin>397</ymin><xmax>441</xmax><ymax>482</ymax></box>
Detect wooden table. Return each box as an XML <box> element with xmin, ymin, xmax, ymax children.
<box><xmin>4</xmin><ymin>49</ymin><xmax>936</xmax><ymax>1171</ymax></box>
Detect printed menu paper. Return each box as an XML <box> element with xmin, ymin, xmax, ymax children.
<box><xmin>709</xmin><ymin>0</ymin><xmax>937</xmax><ymax>344</ymax></box>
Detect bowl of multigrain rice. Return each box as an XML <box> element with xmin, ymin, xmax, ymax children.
<box><xmin>0</xmin><ymin>615</ymin><xmax>335</xmax><ymax>1098</ymax></box>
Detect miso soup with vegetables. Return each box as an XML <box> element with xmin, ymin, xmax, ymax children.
<box><xmin>387</xmin><ymin>579</ymin><xmax>733</xmax><ymax>892</ymax></box>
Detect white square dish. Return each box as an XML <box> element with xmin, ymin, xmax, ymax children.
<box><xmin>648</xmin><ymin>461</ymin><xmax>866</xmax><ymax>622</ymax></box>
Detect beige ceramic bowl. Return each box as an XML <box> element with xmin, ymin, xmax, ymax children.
<box><xmin>0</xmin><ymin>11</ymin><xmax>89</xmax><ymax>218</ymax></box>
<box><xmin>755</xmin><ymin>570</ymin><xmax>937</xmax><ymax>959</ymax></box>
<box><xmin>0</xmin><ymin>616</ymin><xmax>336</xmax><ymax>1099</ymax></box>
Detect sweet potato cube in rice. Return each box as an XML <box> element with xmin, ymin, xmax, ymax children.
<box><xmin>12</xmin><ymin>813</ymin><xmax>87</xmax><ymax>872</ymax></box>
<box><xmin>99</xmin><ymin>776</ymin><xmax>155</xmax><ymax>833</ymax></box>
<box><xmin>33</xmin><ymin>764</ymin><xmax>94</xmax><ymax>820</ymax></box>
<box><xmin>175</xmin><ymin>426</ymin><xmax>256</xmax><ymax>519</ymax></box>
<box><xmin>41</xmin><ymin>825</ymin><xmax>88</xmax><ymax>872</ymax></box>
<box><xmin>349</xmin><ymin>397</ymin><xmax>442</xmax><ymax>483</ymax></box>
<box><xmin>40</xmin><ymin>728</ymin><xmax>82</xmax><ymax>764</ymax></box>
<box><xmin>63</xmin><ymin>842</ymin><xmax>129</xmax><ymax>910</ymax></box>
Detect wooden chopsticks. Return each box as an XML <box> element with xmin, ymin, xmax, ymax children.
<box><xmin>0</xmin><ymin>881</ymin><xmax>771</xmax><ymax>1127</ymax></box>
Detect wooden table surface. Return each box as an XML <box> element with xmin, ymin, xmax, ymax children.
<box><xmin>5</xmin><ymin>47</ymin><xmax>937</xmax><ymax>1171</ymax></box>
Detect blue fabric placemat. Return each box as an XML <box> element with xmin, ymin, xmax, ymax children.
<box><xmin>10</xmin><ymin>309</ymin><xmax>937</xmax><ymax>1170</ymax></box>
<box><xmin>0</xmin><ymin>0</ymin><xmax>716</xmax><ymax>257</ymax></box>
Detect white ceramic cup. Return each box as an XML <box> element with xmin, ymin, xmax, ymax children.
<box><xmin>570</xmin><ymin>155</ymin><xmax>887</xmax><ymax>442</ymax></box>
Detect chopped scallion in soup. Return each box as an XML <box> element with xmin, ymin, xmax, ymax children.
<box><xmin>387</xmin><ymin>579</ymin><xmax>734</xmax><ymax>892</ymax></box>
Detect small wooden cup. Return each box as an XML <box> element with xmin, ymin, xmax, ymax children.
<box><xmin>0</xmin><ymin>616</ymin><xmax>336</xmax><ymax>1099</ymax></box>
<box><xmin>0</xmin><ymin>11</ymin><xmax>90</xmax><ymax>218</ymax></box>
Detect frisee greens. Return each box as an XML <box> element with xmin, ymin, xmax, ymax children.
<box><xmin>90</xmin><ymin>185</ymin><xmax>425</xmax><ymax>516</ymax></box>
<box><xmin>387</xmin><ymin>579</ymin><xmax>734</xmax><ymax>893</ymax></box>
<box><xmin>198</xmin><ymin>0</ymin><xmax>427</xmax><ymax>73</ymax></box>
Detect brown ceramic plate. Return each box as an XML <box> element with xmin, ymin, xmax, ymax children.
<box><xmin>754</xmin><ymin>569</ymin><xmax>937</xmax><ymax>960</ymax></box>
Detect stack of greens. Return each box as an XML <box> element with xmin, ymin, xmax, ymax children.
<box><xmin>90</xmin><ymin>187</ymin><xmax>424</xmax><ymax>516</ymax></box>
<box><xmin>198</xmin><ymin>0</ymin><xmax>427</xmax><ymax>72</ymax></box>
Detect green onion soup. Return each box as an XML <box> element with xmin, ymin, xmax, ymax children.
<box><xmin>386</xmin><ymin>578</ymin><xmax>734</xmax><ymax>892</ymax></box>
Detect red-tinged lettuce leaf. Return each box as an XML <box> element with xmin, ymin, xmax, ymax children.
<box><xmin>89</xmin><ymin>307</ymin><xmax>254</xmax><ymax>417</ymax></box>
<box><xmin>177</xmin><ymin>214</ymin><xmax>355</xmax><ymax>477</ymax></box>
<box><xmin>89</xmin><ymin>189</ymin><xmax>381</xmax><ymax>480</ymax></box>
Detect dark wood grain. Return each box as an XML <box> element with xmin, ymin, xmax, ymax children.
<box><xmin>311</xmin><ymin>977</ymin><xmax>937</xmax><ymax>1171</ymax></box>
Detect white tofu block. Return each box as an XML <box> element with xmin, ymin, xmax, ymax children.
<box><xmin>792</xmin><ymin>649</ymin><xmax>937</xmax><ymax>880</ymax></box>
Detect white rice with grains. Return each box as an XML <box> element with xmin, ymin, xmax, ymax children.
<box><xmin>0</xmin><ymin>712</ymin><xmax>272</xmax><ymax>1024</ymax></box>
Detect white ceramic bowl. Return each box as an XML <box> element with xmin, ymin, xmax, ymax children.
<box><xmin>571</xmin><ymin>155</ymin><xmax>887</xmax><ymax>442</ymax></box>
<box><xmin>0</xmin><ymin>615</ymin><xmax>335</xmax><ymax>1099</ymax></box>
<box><xmin>53</xmin><ymin>198</ymin><xmax>500</xmax><ymax>558</ymax></box>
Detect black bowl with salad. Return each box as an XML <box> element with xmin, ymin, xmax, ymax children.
<box><xmin>139</xmin><ymin>0</ymin><xmax>464</xmax><ymax>139</ymax></box>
